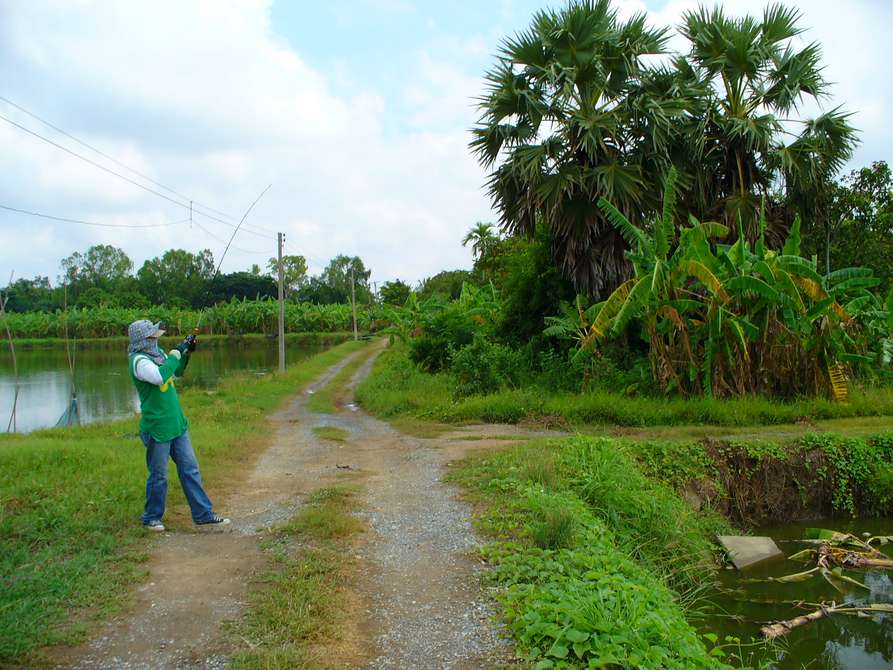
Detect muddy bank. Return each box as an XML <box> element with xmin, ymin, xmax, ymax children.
<box><xmin>634</xmin><ymin>431</ymin><xmax>893</xmax><ymax>526</ymax></box>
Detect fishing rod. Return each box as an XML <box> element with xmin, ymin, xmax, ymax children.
<box><xmin>192</xmin><ymin>184</ymin><xmax>272</xmax><ymax>336</ymax></box>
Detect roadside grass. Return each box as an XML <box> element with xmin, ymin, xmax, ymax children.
<box><xmin>357</xmin><ymin>344</ymin><xmax>893</xmax><ymax>428</ymax></box>
<box><xmin>228</xmin><ymin>486</ymin><xmax>364</xmax><ymax>670</ymax></box>
<box><xmin>312</xmin><ymin>426</ymin><xmax>350</xmax><ymax>443</ymax></box>
<box><xmin>448</xmin><ymin>436</ymin><xmax>737</xmax><ymax>669</ymax></box>
<box><xmin>0</xmin><ymin>338</ymin><xmax>368</xmax><ymax>667</ymax></box>
<box><xmin>305</xmin><ymin>340</ymin><xmax>377</xmax><ymax>414</ymax></box>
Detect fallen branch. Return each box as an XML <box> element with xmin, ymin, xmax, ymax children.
<box><xmin>761</xmin><ymin>602</ymin><xmax>893</xmax><ymax>639</ymax></box>
<box><xmin>760</xmin><ymin>603</ymin><xmax>833</xmax><ymax>639</ymax></box>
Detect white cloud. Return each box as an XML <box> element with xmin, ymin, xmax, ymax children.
<box><xmin>0</xmin><ymin>0</ymin><xmax>889</xmax><ymax>290</ymax></box>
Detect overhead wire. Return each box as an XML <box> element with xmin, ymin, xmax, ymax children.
<box><xmin>0</xmin><ymin>108</ymin><xmax>275</xmax><ymax>241</ymax></box>
<box><xmin>190</xmin><ymin>217</ymin><xmax>272</xmax><ymax>256</ymax></box>
<box><xmin>0</xmin><ymin>95</ymin><xmax>252</xmax><ymax>227</ymax></box>
<box><xmin>0</xmin><ymin>204</ymin><xmax>188</xmax><ymax>229</ymax></box>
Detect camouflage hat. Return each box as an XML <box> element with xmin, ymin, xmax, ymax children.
<box><xmin>128</xmin><ymin>319</ymin><xmax>165</xmax><ymax>344</ymax></box>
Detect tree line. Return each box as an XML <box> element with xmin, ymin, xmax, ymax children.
<box><xmin>0</xmin><ymin>243</ymin><xmax>471</xmax><ymax>314</ymax></box>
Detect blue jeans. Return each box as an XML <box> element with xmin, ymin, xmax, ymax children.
<box><xmin>140</xmin><ymin>430</ymin><xmax>215</xmax><ymax>524</ymax></box>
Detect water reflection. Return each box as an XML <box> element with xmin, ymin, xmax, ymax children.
<box><xmin>701</xmin><ymin>519</ymin><xmax>893</xmax><ymax>669</ymax></box>
<box><xmin>0</xmin><ymin>341</ymin><xmax>325</xmax><ymax>432</ymax></box>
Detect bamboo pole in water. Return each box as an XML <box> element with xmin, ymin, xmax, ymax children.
<box><xmin>1</xmin><ymin>271</ymin><xmax>19</xmax><ymax>432</ymax></box>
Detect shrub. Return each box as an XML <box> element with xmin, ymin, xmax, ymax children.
<box><xmin>450</xmin><ymin>336</ymin><xmax>526</xmax><ymax>397</ymax></box>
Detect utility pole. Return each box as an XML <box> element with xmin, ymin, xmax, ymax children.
<box><xmin>277</xmin><ymin>232</ymin><xmax>285</xmax><ymax>372</ymax></box>
<box><xmin>350</xmin><ymin>267</ymin><xmax>358</xmax><ymax>341</ymax></box>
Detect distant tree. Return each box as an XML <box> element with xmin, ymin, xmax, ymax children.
<box><xmin>60</xmin><ymin>244</ymin><xmax>134</xmax><ymax>299</ymax></box>
<box><xmin>802</xmin><ymin>161</ymin><xmax>893</xmax><ymax>286</ymax></box>
<box><xmin>490</xmin><ymin>223</ymin><xmax>575</xmax><ymax>344</ymax></box>
<box><xmin>75</xmin><ymin>286</ymin><xmax>118</xmax><ymax>309</ymax></box>
<box><xmin>204</xmin><ymin>272</ymin><xmax>277</xmax><ymax>306</ymax></box>
<box><xmin>0</xmin><ymin>276</ymin><xmax>62</xmax><ymax>312</ymax></box>
<box><xmin>379</xmin><ymin>279</ymin><xmax>411</xmax><ymax>305</ymax></box>
<box><xmin>416</xmin><ymin>270</ymin><xmax>477</xmax><ymax>301</ymax></box>
<box><xmin>462</xmin><ymin>223</ymin><xmax>498</xmax><ymax>261</ymax></box>
<box><xmin>249</xmin><ymin>264</ymin><xmax>262</xmax><ymax>276</ymax></box>
<box><xmin>317</xmin><ymin>255</ymin><xmax>371</xmax><ymax>304</ymax></box>
<box><xmin>294</xmin><ymin>276</ymin><xmax>344</xmax><ymax>304</ymax></box>
<box><xmin>137</xmin><ymin>249</ymin><xmax>214</xmax><ymax>307</ymax></box>
<box><xmin>267</xmin><ymin>254</ymin><xmax>308</xmax><ymax>298</ymax></box>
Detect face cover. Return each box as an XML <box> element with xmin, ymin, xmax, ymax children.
<box><xmin>128</xmin><ymin>320</ymin><xmax>167</xmax><ymax>365</ymax></box>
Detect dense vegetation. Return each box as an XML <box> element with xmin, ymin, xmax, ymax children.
<box><xmin>472</xmin><ymin>1</ymin><xmax>856</xmax><ymax>297</ymax></box>
<box><xmin>1</xmin><ymin>300</ymin><xmax>383</xmax><ymax>339</ymax></box>
<box><xmin>451</xmin><ymin>437</ymin><xmax>736</xmax><ymax>669</ymax></box>
<box><xmin>1</xmin><ymin>246</ymin><xmax>377</xmax><ymax>313</ymax></box>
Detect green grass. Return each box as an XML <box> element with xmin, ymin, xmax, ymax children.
<box><xmin>357</xmin><ymin>344</ymin><xmax>893</xmax><ymax>428</ymax></box>
<box><xmin>0</xmin><ymin>339</ymin><xmax>368</xmax><ymax>667</ymax></box>
<box><xmin>228</xmin><ymin>486</ymin><xmax>364</xmax><ymax>670</ymax></box>
<box><xmin>311</xmin><ymin>426</ymin><xmax>350</xmax><ymax>443</ymax></box>
<box><xmin>449</xmin><ymin>437</ymin><xmax>737</xmax><ymax>669</ymax></box>
<box><xmin>305</xmin><ymin>340</ymin><xmax>377</xmax><ymax>414</ymax></box>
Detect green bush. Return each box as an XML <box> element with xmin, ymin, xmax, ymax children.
<box><xmin>451</xmin><ymin>336</ymin><xmax>526</xmax><ymax>397</ymax></box>
<box><xmin>451</xmin><ymin>441</ymin><xmax>733</xmax><ymax>669</ymax></box>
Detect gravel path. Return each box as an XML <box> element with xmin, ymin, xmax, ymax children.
<box><xmin>54</xmin><ymin>342</ymin><xmax>514</xmax><ymax>669</ymax></box>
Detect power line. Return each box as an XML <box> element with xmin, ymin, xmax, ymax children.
<box><xmin>191</xmin><ymin>217</ymin><xmax>271</xmax><ymax>256</ymax></box>
<box><xmin>0</xmin><ymin>108</ymin><xmax>275</xmax><ymax>240</ymax></box>
<box><xmin>0</xmin><ymin>95</ymin><xmax>253</xmax><ymax>227</ymax></box>
<box><xmin>0</xmin><ymin>204</ymin><xmax>188</xmax><ymax>229</ymax></box>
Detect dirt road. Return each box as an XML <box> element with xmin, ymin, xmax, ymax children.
<box><xmin>56</xmin><ymin>343</ymin><xmax>513</xmax><ymax>669</ymax></box>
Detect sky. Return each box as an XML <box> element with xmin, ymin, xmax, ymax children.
<box><xmin>0</xmin><ymin>0</ymin><xmax>891</xmax><ymax>289</ymax></box>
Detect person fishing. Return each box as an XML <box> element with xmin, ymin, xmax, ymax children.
<box><xmin>127</xmin><ymin>319</ymin><xmax>230</xmax><ymax>531</ymax></box>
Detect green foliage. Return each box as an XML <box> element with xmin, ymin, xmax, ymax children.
<box><xmin>585</xmin><ymin>171</ymin><xmax>890</xmax><ymax>398</ymax></box>
<box><xmin>136</xmin><ymin>248</ymin><xmax>214</xmax><ymax>306</ymax></box>
<box><xmin>359</xmin><ymin>343</ymin><xmax>893</xmax><ymax>428</ymax></box>
<box><xmin>451</xmin><ymin>438</ymin><xmax>734</xmax><ymax>669</ymax></box>
<box><xmin>491</xmin><ymin>222</ymin><xmax>576</xmax><ymax>344</ymax></box>
<box><xmin>559</xmin><ymin>437</ymin><xmax>720</xmax><ymax>591</ymax></box>
<box><xmin>416</xmin><ymin>269</ymin><xmax>477</xmax><ymax>301</ymax></box>
<box><xmin>473</xmin><ymin>1</ymin><xmax>856</xmax><ymax>296</ymax></box>
<box><xmin>407</xmin><ymin>283</ymin><xmax>500</xmax><ymax>372</ymax></box>
<box><xmin>451</xmin><ymin>335</ymin><xmax>525</xmax><ymax>398</ymax></box>
<box><xmin>0</xmin><ymin>300</ymin><xmax>371</xmax><ymax>338</ymax></box>
<box><xmin>267</xmin><ymin>255</ymin><xmax>308</xmax><ymax>299</ymax></box>
<box><xmin>378</xmin><ymin>279</ymin><xmax>411</xmax><ymax>306</ymax></box>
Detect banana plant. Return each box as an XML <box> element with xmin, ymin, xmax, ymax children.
<box><xmin>577</xmin><ymin>168</ymin><xmax>887</xmax><ymax>398</ymax></box>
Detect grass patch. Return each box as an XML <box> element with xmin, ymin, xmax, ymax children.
<box><xmin>305</xmin><ymin>341</ymin><xmax>377</xmax><ymax>414</ymax></box>
<box><xmin>449</xmin><ymin>436</ymin><xmax>736</xmax><ymax>669</ymax></box>
<box><xmin>311</xmin><ymin>426</ymin><xmax>350</xmax><ymax>443</ymax></box>
<box><xmin>358</xmin><ymin>343</ymin><xmax>893</xmax><ymax>428</ymax></box>
<box><xmin>0</xmin><ymin>339</ymin><xmax>368</xmax><ymax>667</ymax></box>
<box><xmin>228</xmin><ymin>486</ymin><xmax>363</xmax><ymax>669</ymax></box>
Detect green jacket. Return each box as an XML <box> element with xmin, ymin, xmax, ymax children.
<box><xmin>128</xmin><ymin>351</ymin><xmax>189</xmax><ymax>442</ymax></box>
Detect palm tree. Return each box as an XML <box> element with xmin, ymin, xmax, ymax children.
<box><xmin>678</xmin><ymin>4</ymin><xmax>858</xmax><ymax>241</ymax></box>
<box><xmin>461</xmin><ymin>222</ymin><xmax>498</xmax><ymax>261</ymax></box>
<box><xmin>470</xmin><ymin>0</ymin><xmax>694</xmax><ymax>297</ymax></box>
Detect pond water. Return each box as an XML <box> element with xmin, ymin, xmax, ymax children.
<box><xmin>700</xmin><ymin>518</ymin><xmax>893</xmax><ymax>669</ymax></box>
<box><xmin>0</xmin><ymin>340</ymin><xmax>330</xmax><ymax>432</ymax></box>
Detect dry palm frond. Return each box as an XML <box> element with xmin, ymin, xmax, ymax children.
<box><xmin>828</xmin><ymin>362</ymin><xmax>849</xmax><ymax>402</ymax></box>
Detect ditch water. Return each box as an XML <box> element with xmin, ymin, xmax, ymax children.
<box><xmin>702</xmin><ymin>518</ymin><xmax>893</xmax><ymax>669</ymax></box>
<box><xmin>0</xmin><ymin>340</ymin><xmax>331</xmax><ymax>432</ymax></box>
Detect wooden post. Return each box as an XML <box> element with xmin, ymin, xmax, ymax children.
<box><xmin>351</xmin><ymin>267</ymin><xmax>358</xmax><ymax>341</ymax></box>
<box><xmin>277</xmin><ymin>232</ymin><xmax>285</xmax><ymax>372</ymax></box>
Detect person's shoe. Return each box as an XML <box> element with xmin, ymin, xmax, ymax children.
<box><xmin>195</xmin><ymin>514</ymin><xmax>231</xmax><ymax>527</ymax></box>
<box><xmin>143</xmin><ymin>520</ymin><xmax>165</xmax><ymax>532</ymax></box>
